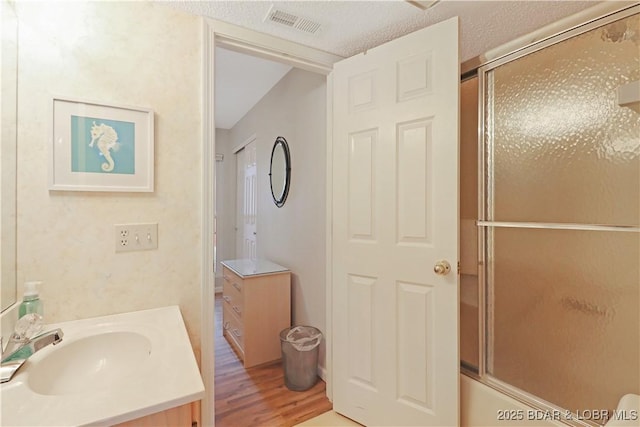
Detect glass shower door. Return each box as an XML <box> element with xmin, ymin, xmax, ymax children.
<box><xmin>481</xmin><ymin>11</ymin><xmax>640</xmax><ymax>417</ymax></box>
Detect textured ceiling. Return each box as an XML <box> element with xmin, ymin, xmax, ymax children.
<box><xmin>163</xmin><ymin>0</ymin><xmax>632</xmax><ymax>130</ymax></box>
<box><xmin>163</xmin><ymin>0</ymin><xmax>603</xmax><ymax>62</ymax></box>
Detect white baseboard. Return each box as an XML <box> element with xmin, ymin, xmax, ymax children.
<box><xmin>214</xmin><ymin>276</ymin><xmax>223</xmax><ymax>294</ymax></box>
<box><xmin>318</xmin><ymin>365</ymin><xmax>327</xmax><ymax>382</ymax></box>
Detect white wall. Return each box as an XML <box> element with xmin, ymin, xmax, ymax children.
<box><xmin>227</xmin><ymin>68</ymin><xmax>328</xmax><ymax>370</ymax></box>
<box><xmin>214</xmin><ymin>128</ymin><xmax>236</xmax><ymax>291</ymax></box>
<box><xmin>14</xmin><ymin>2</ymin><xmax>202</xmax><ymax>354</ymax></box>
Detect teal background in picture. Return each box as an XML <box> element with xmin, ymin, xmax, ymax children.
<box><xmin>70</xmin><ymin>115</ymin><xmax>135</xmax><ymax>174</ymax></box>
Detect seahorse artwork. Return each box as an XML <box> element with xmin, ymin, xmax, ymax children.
<box><xmin>89</xmin><ymin>121</ymin><xmax>120</xmax><ymax>172</ymax></box>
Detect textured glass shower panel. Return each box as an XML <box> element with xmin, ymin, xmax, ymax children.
<box><xmin>485</xmin><ymin>14</ymin><xmax>640</xmax><ymax>226</ymax></box>
<box><xmin>460</xmin><ymin>77</ymin><xmax>479</xmax><ymax>370</ymax></box>
<box><xmin>487</xmin><ymin>227</ymin><xmax>640</xmax><ymax>413</ymax></box>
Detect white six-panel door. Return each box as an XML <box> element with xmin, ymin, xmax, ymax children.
<box><xmin>332</xmin><ymin>17</ymin><xmax>460</xmax><ymax>426</ymax></box>
<box><xmin>235</xmin><ymin>148</ymin><xmax>245</xmax><ymax>259</ymax></box>
<box><xmin>243</xmin><ymin>140</ymin><xmax>258</xmax><ymax>260</ymax></box>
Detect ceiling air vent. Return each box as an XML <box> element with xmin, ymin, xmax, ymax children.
<box><xmin>264</xmin><ymin>5</ymin><xmax>322</xmax><ymax>35</ymax></box>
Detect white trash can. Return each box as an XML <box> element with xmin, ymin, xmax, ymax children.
<box><xmin>279</xmin><ymin>326</ymin><xmax>322</xmax><ymax>391</ymax></box>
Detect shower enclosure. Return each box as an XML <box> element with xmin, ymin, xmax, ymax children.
<box><xmin>462</xmin><ymin>6</ymin><xmax>640</xmax><ymax>425</ymax></box>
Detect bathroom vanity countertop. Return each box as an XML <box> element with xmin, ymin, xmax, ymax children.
<box><xmin>221</xmin><ymin>259</ymin><xmax>290</xmax><ymax>278</ymax></box>
<box><xmin>0</xmin><ymin>306</ymin><xmax>204</xmax><ymax>427</ymax></box>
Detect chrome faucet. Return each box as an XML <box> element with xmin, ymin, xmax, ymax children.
<box><xmin>1</xmin><ymin>328</ymin><xmax>64</xmax><ymax>383</ymax></box>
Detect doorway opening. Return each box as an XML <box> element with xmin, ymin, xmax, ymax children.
<box><xmin>212</xmin><ymin>44</ymin><xmax>333</xmax><ymax>426</ymax></box>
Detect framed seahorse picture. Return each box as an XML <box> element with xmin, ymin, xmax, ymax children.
<box><xmin>50</xmin><ymin>97</ymin><xmax>154</xmax><ymax>192</ymax></box>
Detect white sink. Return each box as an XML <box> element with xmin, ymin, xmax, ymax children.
<box><xmin>27</xmin><ymin>331</ymin><xmax>151</xmax><ymax>395</ymax></box>
<box><xmin>1</xmin><ymin>306</ymin><xmax>204</xmax><ymax>426</ymax></box>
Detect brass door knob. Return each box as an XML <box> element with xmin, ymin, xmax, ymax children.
<box><xmin>433</xmin><ymin>260</ymin><xmax>451</xmax><ymax>276</ymax></box>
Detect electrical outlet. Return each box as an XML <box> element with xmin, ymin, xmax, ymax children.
<box><xmin>115</xmin><ymin>223</ymin><xmax>158</xmax><ymax>253</ymax></box>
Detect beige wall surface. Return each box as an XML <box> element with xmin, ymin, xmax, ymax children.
<box><xmin>1</xmin><ymin>0</ymin><xmax>18</xmax><ymax>311</ymax></box>
<box><xmin>15</xmin><ymin>2</ymin><xmax>202</xmax><ymax>352</ymax></box>
<box><xmin>228</xmin><ymin>68</ymin><xmax>328</xmax><ymax>371</ymax></box>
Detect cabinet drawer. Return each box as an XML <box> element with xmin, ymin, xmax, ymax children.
<box><xmin>223</xmin><ymin>304</ymin><xmax>244</xmax><ymax>350</ymax></box>
<box><xmin>222</xmin><ymin>267</ymin><xmax>243</xmax><ymax>294</ymax></box>
<box><xmin>223</xmin><ymin>280</ymin><xmax>243</xmax><ymax>318</ymax></box>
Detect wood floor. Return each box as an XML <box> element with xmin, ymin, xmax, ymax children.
<box><xmin>214</xmin><ymin>294</ymin><xmax>332</xmax><ymax>427</ymax></box>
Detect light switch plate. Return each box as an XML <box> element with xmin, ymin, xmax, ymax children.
<box><xmin>115</xmin><ymin>223</ymin><xmax>158</xmax><ymax>252</ymax></box>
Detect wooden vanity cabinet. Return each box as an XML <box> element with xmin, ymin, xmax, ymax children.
<box><xmin>113</xmin><ymin>401</ymin><xmax>198</xmax><ymax>427</ymax></box>
<box><xmin>221</xmin><ymin>260</ymin><xmax>291</xmax><ymax>368</ymax></box>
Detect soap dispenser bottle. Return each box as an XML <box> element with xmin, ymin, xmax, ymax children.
<box><xmin>18</xmin><ymin>281</ymin><xmax>44</xmax><ymax>319</ymax></box>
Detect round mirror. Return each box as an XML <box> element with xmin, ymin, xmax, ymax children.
<box><xmin>269</xmin><ymin>136</ymin><xmax>291</xmax><ymax>208</ymax></box>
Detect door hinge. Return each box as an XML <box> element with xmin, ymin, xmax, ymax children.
<box><xmin>457</xmin><ymin>261</ymin><xmax>461</xmax><ymax>275</ymax></box>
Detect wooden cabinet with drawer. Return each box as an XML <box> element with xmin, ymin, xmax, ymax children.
<box><xmin>221</xmin><ymin>259</ymin><xmax>291</xmax><ymax>368</ymax></box>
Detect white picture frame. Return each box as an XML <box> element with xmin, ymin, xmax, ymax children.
<box><xmin>50</xmin><ymin>97</ymin><xmax>154</xmax><ymax>192</ymax></box>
